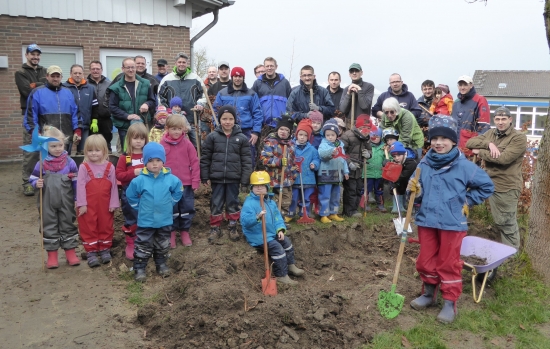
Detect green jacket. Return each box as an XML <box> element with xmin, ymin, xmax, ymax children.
<box><xmin>365</xmin><ymin>142</ymin><xmax>385</xmax><ymax>179</ymax></box>
<box><xmin>108</xmin><ymin>75</ymin><xmax>151</xmax><ymax>130</ymax></box>
<box><xmin>382</xmin><ymin>108</ymin><xmax>424</xmax><ymax>149</ymax></box>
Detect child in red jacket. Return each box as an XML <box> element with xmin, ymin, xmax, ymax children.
<box><xmin>160</xmin><ymin>114</ymin><xmax>200</xmax><ymax>248</ymax></box>
<box><xmin>429</xmin><ymin>84</ymin><xmax>453</xmax><ymax>116</ymax></box>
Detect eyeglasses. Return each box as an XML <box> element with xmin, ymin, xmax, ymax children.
<box><xmin>384</xmin><ymin>110</ymin><xmax>396</xmax><ymax>115</ymax></box>
<box><xmin>301</xmin><ymin>74</ymin><xmax>314</xmax><ymax>78</ymax></box>
<box><xmin>123</xmin><ymin>66</ymin><xmax>136</xmax><ymax>70</ymax></box>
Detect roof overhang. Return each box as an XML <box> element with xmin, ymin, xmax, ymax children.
<box><xmin>173</xmin><ymin>0</ymin><xmax>235</xmax><ymax>18</ymax></box>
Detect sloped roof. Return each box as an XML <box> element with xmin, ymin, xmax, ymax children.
<box><xmin>472</xmin><ymin>70</ymin><xmax>550</xmax><ymax>98</ymax></box>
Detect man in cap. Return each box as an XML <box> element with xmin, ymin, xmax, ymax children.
<box><xmin>16</xmin><ymin>43</ymin><xmax>47</xmax><ymax>195</ymax></box>
<box><xmin>208</xmin><ymin>61</ymin><xmax>231</xmax><ymax>96</ymax></box>
<box><xmin>466</xmin><ymin>107</ymin><xmax>526</xmax><ymax>249</ymax></box>
<box><xmin>339</xmin><ymin>63</ymin><xmax>375</xmax><ymax>128</ymax></box>
<box><xmin>214</xmin><ymin>67</ymin><xmax>263</xmax><ymax>167</ymax></box>
<box><xmin>451</xmin><ymin>75</ymin><xmax>491</xmax><ymax>144</ymax></box>
<box><xmin>372</xmin><ymin>73</ymin><xmax>422</xmax><ymax>122</ymax></box>
<box><xmin>24</xmin><ymin>65</ymin><xmax>80</xmax><ymax>153</ymax></box>
<box><xmin>326</xmin><ymin>71</ymin><xmax>343</xmax><ymax>112</ymax></box>
<box><xmin>155</xmin><ymin>59</ymin><xmax>169</xmax><ymax>82</ymax></box>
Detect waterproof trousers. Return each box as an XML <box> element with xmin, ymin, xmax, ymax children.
<box><xmin>172</xmin><ymin>185</ymin><xmax>195</xmax><ymax>232</ymax></box>
<box><xmin>210</xmin><ymin>182</ymin><xmax>241</xmax><ymax>227</ymax></box>
<box><xmin>255</xmin><ymin>235</ymin><xmax>295</xmax><ymax>277</ymax></box>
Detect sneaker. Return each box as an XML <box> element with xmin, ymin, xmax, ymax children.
<box><xmin>351</xmin><ymin>212</ymin><xmax>363</xmax><ymax>218</ymax></box>
<box><xmin>87</xmin><ymin>252</ymin><xmax>101</xmax><ymax>268</ymax></box>
<box><xmin>228</xmin><ymin>224</ymin><xmax>240</xmax><ymax>241</ymax></box>
<box><xmin>181</xmin><ymin>231</ymin><xmax>192</xmax><ymax>246</ymax></box>
<box><xmin>156</xmin><ymin>263</ymin><xmax>171</xmax><ymax>278</ymax></box>
<box><xmin>208</xmin><ymin>226</ymin><xmax>222</xmax><ymax>244</ymax></box>
<box><xmin>134</xmin><ymin>269</ymin><xmax>146</xmax><ymax>282</ymax></box>
<box><xmin>99</xmin><ymin>249</ymin><xmax>112</xmax><ymax>264</ymax></box>
<box><xmin>23</xmin><ymin>183</ymin><xmax>35</xmax><ymax>196</ymax></box>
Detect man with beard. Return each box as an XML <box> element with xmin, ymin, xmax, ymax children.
<box><xmin>155</xmin><ymin>59</ymin><xmax>169</xmax><ymax>83</ymax></box>
<box><xmin>339</xmin><ymin>63</ymin><xmax>375</xmax><ymax>128</ymax></box>
<box><xmin>372</xmin><ymin>73</ymin><xmax>422</xmax><ymax>122</ymax></box>
<box><xmin>87</xmin><ymin>60</ymin><xmax>113</xmax><ymax>151</ymax></box>
<box><xmin>208</xmin><ymin>61</ymin><xmax>231</xmax><ymax>96</ymax></box>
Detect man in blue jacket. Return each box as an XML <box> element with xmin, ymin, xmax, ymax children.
<box><xmin>251</xmin><ymin>57</ymin><xmax>292</xmax><ymax>129</ymax></box>
<box><xmin>372</xmin><ymin>73</ymin><xmax>422</xmax><ymax>123</ymax></box>
<box><xmin>213</xmin><ymin>67</ymin><xmax>263</xmax><ymax>167</ymax></box>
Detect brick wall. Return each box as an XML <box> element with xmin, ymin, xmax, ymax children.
<box><xmin>0</xmin><ymin>15</ymin><xmax>190</xmax><ymax>160</ymax></box>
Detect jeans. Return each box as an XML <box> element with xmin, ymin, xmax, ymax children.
<box><xmin>318</xmin><ymin>184</ymin><xmax>341</xmax><ymax>216</ymax></box>
<box><xmin>76</xmin><ymin>128</ymin><xmax>90</xmax><ymax>153</ymax></box>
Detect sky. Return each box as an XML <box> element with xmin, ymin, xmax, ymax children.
<box><xmin>190</xmin><ymin>0</ymin><xmax>549</xmax><ymax>98</ymax></box>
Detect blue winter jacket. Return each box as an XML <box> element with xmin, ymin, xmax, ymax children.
<box><xmin>293</xmin><ymin>141</ymin><xmax>320</xmax><ymax>186</ymax></box>
<box><xmin>414</xmin><ymin>149</ymin><xmax>494</xmax><ymax>231</ymax></box>
<box><xmin>62</xmin><ymin>79</ymin><xmax>98</xmax><ymax>129</ymax></box>
<box><xmin>317</xmin><ymin>138</ymin><xmax>349</xmax><ymax>184</ymax></box>
<box><xmin>371</xmin><ymin>84</ymin><xmax>422</xmax><ymax>122</ymax></box>
<box><xmin>286</xmin><ymin>80</ymin><xmax>335</xmax><ymax>122</ymax></box>
<box><xmin>213</xmin><ymin>82</ymin><xmax>264</xmax><ymax>135</ymax></box>
<box><xmin>251</xmin><ymin>73</ymin><xmax>292</xmax><ymax>128</ymax></box>
<box><xmin>241</xmin><ymin>192</ymin><xmax>286</xmax><ymax>247</ymax></box>
<box><xmin>126</xmin><ymin>167</ymin><xmax>183</xmax><ymax>228</ymax></box>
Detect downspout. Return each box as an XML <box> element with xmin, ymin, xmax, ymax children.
<box><xmin>190</xmin><ymin>9</ymin><xmax>219</xmax><ymax>72</ymax></box>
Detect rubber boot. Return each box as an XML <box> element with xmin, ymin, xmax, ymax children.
<box><xmin>328</xmin><ymin>214</ymin><xmax>344</xmax><ymax>222</ymax></box>
<box><xmin>391</xmin><ymin>195</ymin><xmax>405</xmax><ymax>213</ymax></box>
<box><xmin>277</xmin><ymin>275</ymin><xmax>298</xmax><ymax>285</ymax></box>
<box><xmin>125</xmin><ymin>235</ymin><xmax>135</xmax><ymax>260</ymax></box>
<box><xmin>437</xmin><ymin>300</ymin><xmax>457</xmax><ymax>324</ymax></box>
<box><xmin>156</xmin><ymin>263</ymin><xmax>171</xmax><ymax>278</ymax></box>
<box><xmin>410</xmin><ymin>283</ymin><xmax>438</xmax><ymax>310</ymax></box>
<box><xmin>376</xmin><ymin>195</ymin><xmax>387</xmax><ymax>213</ymax></box>
<box><xmin>134</xmin><ymin>269</ymin><xmax>146</xmax><ymax>282</ymax></box>
<box><xmin>65</xmin><ymin>248</ymin><xmax>80</xmax><ymax>266</ymax></box>
<box><xmin>228</xmin><ymin>224</ymin><xmax>240</xmax><ymax>242</ymax></box>
<box><xmin>99</xmin><ymin>249</ymin><xmax>111</xmax><ymax>264</ymax></box>
<box><xmin>181</xmin><ymin>231</ymin><xmax>192</xmax><ymax>246</ymax></box>
<box><xmin>208</xmin><ymin>226</ymin><xmax>222</xmax><ymax>244</ymax></box>
<box><xmin>368</xmin><ymin>191</ymin><xmax>376</xmax><ymax>204</ymax></box>
<box><xmin>87</xmin><ymin>252</ymin><xmax>101</xmax><ymax>268</ymax></box>
<box><xmin>288</xmin><ymin>264</ymin><xmax>304</xmax><ymax>277</ymax></box>
<box><xmin>320</xmin><ymin>216</ymin><xmax>332</xmax><ymax>224</ymax></box>
<box><xmin>46</xmin><ymin>250</ymin><xmax>59</xmax><ymax>269</ymax></box>
<box><xmin>170</xmin><ymin>231</ymin><xmax>177</xmax><ymax>249</ymax></box>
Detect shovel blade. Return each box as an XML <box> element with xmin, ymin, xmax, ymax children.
<box><xmin>378</xmin><ymin>284</ymin><xmax>405</xmax><ymax>319</ymax></box>
<box><xmin>262</xmin><ymin>272</ymin><xmax>277</xmax><ymax>296</ymax></box>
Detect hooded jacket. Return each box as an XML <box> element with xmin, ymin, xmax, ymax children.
<box><xmin>317</xmin><ymin>138</ymin><xmax>349</xmax><ymax>184</ymax></box>
<box><xmin>417</xmin><ymin>94</ymin><xmax>434</xmax><ymax>128</ymax></box>
<box><xmin>339</xmin><ymin>79</ymin><xmax>375</xmax><ymax>119</ymax></box>
<box><xmin>430</xmin><ymin>94</ymin><xmax>454</xmax><ymax>116</ymax></box>
<box><xmin>63</xmin><ymin>78</ymin><xmax>98</xmax><ymax>129</ymax></box>
<box><xmin>366</xmin><ymin>141</ymin><xmax>385</xmax><ymax>179</ymax></box>
<box><xmin>15</xmin><ymin>63</ymin><xmax>47</xmax><ymax>111</ymax></box>
<box><xmin>200</xmin><ymin>125</ymin><xmax>252</xmax><ymax>185</ymax></box>
<box><xmin>87</xmin><ymin>74</ymin><xmax>112</xmax><ymax>120</ymax></box>
<box><xmin>241</xmin><ymin>192</ymin><xmax>286</xmax><ymax>247</ymax></box>
<box><xmin>293</xmin><ymin>140</ymin><xmax>320</xmax><ymax>186</ymax></box>
<box><xmin>372</xmin><ymin>83</ymin><xmax>422</xmax><ymax>122</ymax></box>
<box><xmin>260</xmin><ymin>134</ymin><xmax>297</xmax><ymax>188</ymax></box>
<box><xmin>286</xmin><ymin>80</ymin><xmax>335</xmax><ymax>122</ymax></box>
<box><xmin>341</xmin><ymin>128</ymin><xmax>372</xmax><ymax>179</ymax></box>
<box><xmin>126</xmin><ymin>167</ymin><xmax>183</xmax><ymax>228</ymax></box>
<box><xmin>251</xmin><ymin>73</ymin><xmax>292</xmax><ymax>128</ymax></box>
<box><xmin>158</xmin><ymin>67</ymin><xmax>205</xmax><ymax>125</ymax></box>
<box><xmin>213</xmin><ymin>82</ymin><xmax>264</xmax><ymax>135</ymax></box>
<box><xmin>381</xmin><ymin>108</ymin><xmax>424</xmax><ymax>150</ymax></box>
<box><xmin>160</xmin><ymin>134</ymin><xmax>201</xmax><ymax>190</ymax></box>
<box><xmin>451</xmin><ymin>86</ymin><xmax>491</xmax><ymax>142</ymax></box>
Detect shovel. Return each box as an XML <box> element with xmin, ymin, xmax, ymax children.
<box><xmin>278</xmin><ymin>145</ymin><xmax>287</xmax><ymax>212</ymax></box>
<box><xmin>378</xmin><ymin>168</ymin><xmax>421</xmax><ymax>319</ymax></box>
<box><xmin>363</xmin><ymin>158</ymin><xmax>368</xmax><ymax>217</ymax></box>
<box><xmin>382</xmin><ymin>147</ymin><xmax>402</xmax><ymax>182</ymax></box>
<box><xmin>260</xmin><ymin>194</ymin><xmax>277</xmax><ymax>296</ymax></box>
<box><xmin>350</xmin><ymin>92</ymin><xmax>356</xmax><ymax>129</ymax></box>
<box><xmin>295</xmin><ymin>157</ymin><xmax>315</xmax><ymax>224</ymax></box>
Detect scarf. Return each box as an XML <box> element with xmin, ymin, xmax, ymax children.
<box><xmin>425</xmin><ymin>147</ymin><xmax>460</xmax><ymax>170</ymax></box>
<box><xmin>43</xmin><ymin>151</ymin><xmax>68</xmax><ymax>172</ymax></box>
<box><xmin>162</xmin><ymin>132</ymin><xmax>184</xmax><ymax>145</ymax></box>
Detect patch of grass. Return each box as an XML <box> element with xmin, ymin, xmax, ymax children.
<box><xmin>126</xmin><ymin>281</ymin><xmax>160</xmax><ymax>306</ymax></box>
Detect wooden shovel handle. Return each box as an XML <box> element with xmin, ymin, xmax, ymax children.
<box><xmin>351</xmin><ymin>93</ymin><xmax>356</xmax><ymax>129</ymax></box>
<box><xmin>260</xmin><ymin>195</ymin><xmax>269</xmax><ymax>271</ymax></box>
<box><xmin>278</xmin><ymin>145</ymin><xmax>287</xmax><ymax>211</ymax></box>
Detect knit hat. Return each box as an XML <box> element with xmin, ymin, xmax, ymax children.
<box><xmin>155</xmin><ymin>106</ymin><xmax>168</xmax><ymax>121</ymax></box>
<box><xmin>309</xmin><ymin>110</ymin><xmax>323</xmax><ymax>123</ymax></box>
<box><xmin>437</xmin><ymin>84</ymin><xmax>450</xmax><ymax>95</ymax></box>
<box><xmin>231</xmin><ymin>67</ymin><xmax>245</xmax><ymax>78</ymax></box>
<box><xmin>336</xmin><ymin>118</ymin><xmax>346</xmax><ymax>128</ymax></box>
<box><xmin>276</xmin><ymin>115</ymin><xmax>295</xmax><ymax>132</ymax></box>
<box><xmin>296</xmin><ymin>118</ymin><xmax>313</xmax><ymax>137</ymax></box>
<box><xmin>355</xmin><ymin>114</ymin><xmax>371</xmax><ymax>128</ymax></box>
<box><xmin>321</xmin><ymin>118</ymin><xmax>340</xmax><ymax>136</ymax></box>
<box><xmin>428</xmin><ymin>115</ymin><xmax>458</xmax><ymax>143</ymax></box>
<box><xmin>369</xmin><ymin>124</ymin><xmax>382</xmax><ymax>139</ymax></box>
<box><xmin>217</xmin><ymin>105</ymin><xmax>237</xmax><ymax>120</ymax></box>
<box><xmin>389</xmin><ymin>141</ymin><xmax>407</xmax><ymax>155</ymax></box>
<box><xmin>143</xmin><ymin>142</ymin><xmax>166</xmax><ymax>164</ymax></box>
<box><xmin>170</xmin><ymin>96</ymin><xmax>183</xmax><ymax>108</ymax></box>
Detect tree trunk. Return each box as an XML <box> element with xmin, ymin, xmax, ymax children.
<box><xmin>525</xmin><ymin>0</ymin><xmax>550</xmax><ymax>282</ymax></box>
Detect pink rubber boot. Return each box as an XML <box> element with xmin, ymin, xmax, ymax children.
<box><xmin>181</xmin><ymin>231</ymin><xmax>192</xmax><ymax>247</ymax></box>
<box><xmin>47</xmin><ymin>250</ymin><xmax>59</xmax><ymax>269</ymax></box>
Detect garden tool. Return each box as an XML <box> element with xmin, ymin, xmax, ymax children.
<box><xmin>382</xmin><ymin>147</ymin><xmax>402</xmax><ymax>182</ymax></box>
<box><xmin>278</xmin><ymin>145</ymin><xmax>287</xmax><ymax>212</ymax></box>
<box><xmin>295</xmin><ymin>157</ymin><xmax>315</xmax><ymax>224</ymax></box>
<box><xmin>260</xmin><ymin>195</ymin><xmax>277</xmax><ymax>296</ymax></box>
<box><xmin>193</xmin><ymin>109</ymin><xmax>201</xmax><ymax>159</ymax></box>
<box><xmin>350</xmin><ymin>92</ymin><xmax>356</xmax><ymax>129</ymax></box>
<box><xmin>363</xmin><ymin>158</ymin><xmax>368</xmax><ymax>217</ymax></box>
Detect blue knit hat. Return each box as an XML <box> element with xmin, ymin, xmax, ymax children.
<box><xmin>321</xmin><ymin>118</ymin><xmax>340</xmax><ymax>136</ymax></box>
<box><xmin>170</xmin><ymin>96</ymin><xmax>183</xmax><ymax>108</ymax></box>
<box><xmin>428</xmin><ymin>115</ymin><xmax>458</xmax><ymax>143</ymax></box>
<box><xmin>143</xmin><ymin>142</ymin><xmax>166</xmax><ymax>164</ymax></box>
<box><xmin>389</xmin><ymin>141</ymin><xmax>407</xmax><ymax>155</ymax></box>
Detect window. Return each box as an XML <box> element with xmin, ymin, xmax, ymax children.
<box><xmin>100</xmin><ymin>49</ymin><xmax>152</xmax><ymax>81</ymax></box>
<box><xmin>22</xmin><ymin>46</ymin><xmax>83</xmax><ymax>77</ymax></box>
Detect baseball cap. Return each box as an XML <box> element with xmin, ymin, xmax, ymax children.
<box><xmin>494</xmin><ymin>107</ymin><xmax>512</xmax><ymax>117</ymax></box>
<box><xmin>349</xmin><ymin>63</ymin><xmax>362</xmax><ymax>71</ymax></box>
<box><xmin>157</xmin><ymin>59</ymin><xmax>168</xmax><ymax>66</ymax></box>
<box><xmin>457</xmin><ymin>75</ymin><xmax>473</xmax><ymax>84</ymax></box>
<box><xmin>47</xmin><ymin>65</ymin><xmax>63</xmax><ymax>75</ymax></box>
<box><xmin>26</xmin><ymin>44</ymin><xmax>42</xmax><ymax>53</ymax></box>
<box><xmin>218</xmin><ymin>61</ymin><xmax>230</xmax><ymax>69</ymax></box>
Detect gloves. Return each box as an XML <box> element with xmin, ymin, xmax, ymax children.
<box><xmin>348</xmin><ymin>162</ymin><xmax>358</xmax><ymax>171</ymax></box>
<box><xmin>90</xmin><ymin>119</ymin><xmax>98</xmax><ymax>133</ymax></box>
<box><xmin>462</xmin><ymin>204</ymin><xmax>470</xmax><ymax>218</ymax></box>
<box><xmin>277</xmin><ymin>228</ymin><xmax>286</xmax><ymax>235</ymax></box>
<box><xmin>309</xmin><ymin>102</ymin><xmax>319</xmax><ymax>111</ymax></box>
<box><xmin>201</xmin><ymin>179</ymin><xmax>209</xmax><ymax>185</ymax></box>
<box><xmin>240</xmin><ymin>185</ymin><xmax>249</xmax><ymax>194</ymax></box>
<box><xmin>30</xmin><ymin>82</ymin><xmax>37</xmax><ymax>89</ymax></box>
<box><xmin>73</xmin><ymin>129</ymin><xmax>82</xmax><ymax>144</ymax></box>
<box><xmin>382</xmin><ymin>159</ymin><xmax>389</xmax><ymax>167</ymax></box>
<box><xmin>362</xmin><ymin>149</ymin><xmax>371</xmax><ymax>159</ymax></box>
<box><xmin>406</xmin><ymin>175</ymin><xmax>422</xmax><ymax>198</ymax></box>
<box><xmin>282</xmin><ymin>157</ymin><xmax>287</xmax><ymax>167</ymax></box>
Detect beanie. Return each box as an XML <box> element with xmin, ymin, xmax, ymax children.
<box><xmin>355</xmin><ymin>114</ymin><xmax>372</xmax><ymax>128</ymax></box>
<box><xmin>217</xmin><ymin>105</ymin><xmax>237</xmax><ymax>120</ymax></box>
<box><xmin>369</xmin><ymin>124</ymin><xmax>382</xmax><ymax>138</ymax></box>
<box><xmin>321</xmin><ymin>118</ymin><xmax>340</xmax><ymax>136</ymax></box>
<box><xmin>336</xmin><ymin>118</ymin><xmax>346</xmax><ymax>128</ymax></box>
<box><xmin>389</xmin><ymin>141</ymin><xmax>407</xmax><ymax>155</ymax></box>
<box><xmin>170</xmin><ymin>96</ymin><xmax>183</xmax><ymax>108</ymax></box>
<box><xmin>309</xmin><ymin>110</ymin><xmax>323</xmax><ymax>123</ymax></box>
<box><xmin>437</xmin><ymin>84</ymin><xmax>450</xmax><ymax>95</ymax></box>
<box><xmin>143</xmin><ymin>142</ymin><xmax>166</xmax><ymax>164</ymax></box>
<box><xmin>155</xmin><ymin>106</ymin><xmax>168</xmax><ymax>121</ymax></box>
<box><xmin>231</xmin><ymin>67</ymin><xmax>245</xmax><ymax>78</ymax></box>
<box><xmin>276</xmin><ymin>115</ymin><xmax>295</xmax><ymax>133</ymax></box>
<box><xmin>296</xmin><ymin>118</ymin><xmax>313</xmax><ymax>137</ymax></box>
<box><xmin>428</xmin><ymin>115</ymin><xmax>458</xmax><ymax>143</ymax></box>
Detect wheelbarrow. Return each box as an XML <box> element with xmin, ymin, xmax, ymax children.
<box><xmin>460</xmin><ymin>236</ymin><xmax>517</xmax><ymax>303</ymax></box>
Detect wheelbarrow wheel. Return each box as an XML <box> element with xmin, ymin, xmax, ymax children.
<box><xmin>476</xmin><ymin>267</ymin><xmax>497</xmax><ymax>283</ymax></box>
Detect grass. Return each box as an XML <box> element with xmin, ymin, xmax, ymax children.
<box><xmin>119</xmin><ymin>271</ymin><xmax>160</xmax><ymax>306</ymax></box>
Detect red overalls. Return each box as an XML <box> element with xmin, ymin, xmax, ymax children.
<box><xmin>78</xmin><ymin>162</ymin><xmax>115</xmax><ymax>252</ymax></box>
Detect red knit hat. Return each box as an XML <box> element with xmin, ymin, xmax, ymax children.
<box><xmin>355</xmin><ymin>114</ymin><xmax>372</xmax><ymax>128</ymax></box>
<box><xmin>296</xmin><ymin>118</ymin><xmax>313</xmax><ymax>137</ymax></box>
<box><xmin>231</xmin><ymin>67</ymin><xmax>245</xmax><ymax>78</ymax></box>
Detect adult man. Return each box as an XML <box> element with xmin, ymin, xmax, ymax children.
<box><xmin>326</xmin><ymin>72</ymin><xmax>343</xmax><ymax>111</ymax></box>
<box><xmin>158</xmin><ymin>52</ymin><xmax>204</xmax><ymax>148</ymax></box>
<box><xmin>251</xmin><ymin>57</ymin><xmax>291</xmax><ymax>128</ymax></box>
<box><xmin>417</xmin><ymin>79</ymin><xmax>435</xmax><ymax>127</ymax></box>
<box><xmin>339</xmin><ymin>63</ymin><xmax>375</xmax><ymax>127</ymax></box>
<box><xmin>208</xmin><ymin>61</ymin><xmax>230</xmax><ymax>96</ymax></box>
<box><xmin>63</xmin><ymin>64</ymin><xmax>98</xmax><ymax>154</ymax></box>
<box><xmin>372</xmin><ymin>73</ymin><xmax>422</xmax><ymax>122</ymax></box>
<box><xmin>254</xmin><ymin>64</ymin><xmax>266</xmax><ymax>78</ymax></box>
<box><xmin>451</xmin><ymin>75</ymin><xmax>491</xmax><ymax>144</ymax></box>
<box><xmin>155</xmin><ymin>59</ymin><xmax>169</xmax><ymax>82</ymax></box>
<box><xmin>214</xmin><ymin>67</ymin><xmax>263</xmax><ymax>166</ymax></box>
<box><xmin>109</xmin><ymin>57</ymin><xmax>155</xmax><ymax>147</ymax></box>
<box><xmin>286</xmin><ymin>65</ymin><xmax>335</xmax><ymax>123</ymax></box>
<box><xmin>204</xmin><ymin>65</ymin><xmax>218</xmax><ymax>89</ymax></box>
<box><xmin>24</xmin><ymin>65</ymin><xmax>80</xmax><ymax>152</ymax></box>
<box><xmin>87</xmin><ymin>60</ymin><xmax>113</xmax><ymax>151</ymax></box>
<box><xmin>15</xmin><ymin>43</ymin><xmax>47</xmax><ymax>195</ymax></box>
<box><xmin>466</xmin><ymin>107</ymin><xmax>526</xmax><ymax>249</ymax></box>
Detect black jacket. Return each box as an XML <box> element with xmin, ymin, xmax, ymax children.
<box><xmin>15</xmin><ymin>63</ymin><xmax>47</xmax><ymax>111</ymax></box>
<box><xmin>394</xmin><ymin>158</ymin><xmax>418</xmax><ymax>195</ymax></box>
<box><xmin>87</xmin><ymin>74</ymin><xmax>112</xmax><ymax>120</ymax></box>
<box><xmin>327</xmin><ymin>86</ymin><xmax>344</xmax><ymax>111</ymax></box>
<box><xmin>200</xmin><ymin>125</ymin><xmax>252</xmax><ymax>185</ymax></box>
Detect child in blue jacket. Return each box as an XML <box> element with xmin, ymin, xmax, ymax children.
<box><xmin>126</xmin><ymin>142</ymin><xmax>183</xmax><ymax>282</ymax></box>
<box><xmin>241</xmin><ymin>171</ymin><xmax>305</xmax><ymax>285</ymax></box>
<box><xmin>288</xmin><ymin>119</ymin><xmax>320</xmax><ymax>221</ymax></box>
<box><xmin>407</xmin><ymin>115</ymin><xmax>493</xmax><ymax>324</ymax></box>
<box><xmin>317</xmin><ymin>118</ymin><xmax>349</xmax><ymax>223</ymax></box>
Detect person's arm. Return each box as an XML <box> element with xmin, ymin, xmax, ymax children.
<box><xmin>90</xmin><ymin>89</ymin><xmax>99</xmax><ymax>127</ymax></box>
<box><xmin>318</xmin><ymin>141</ymin><xmax>334</xmax><ymax>161</ymax></box>
<box><xmin>157</xmin><ymin>79</ymin><xmax>168</xmax><ymax>107</ymax></box>
<box><xmin>465</xmin><ymin>132</ymin><xmax>490</xmax><ymax>149</ymax></box>
<box><xmin>145</xmin><ymin>86</ymin><xmax>155</xmax><ymax>113</ymax></box>
<box><xmin>108</xmin><ymin>166</ymin><xmax>120</xmax><ymax>209</ymax></box>
<box><xmin>398</xmin><ymin>111</ymin><xmax>414</xmax><ymax>147</ymax></box>
<box><xmin>199</xmin><ymin>135</ymin><xmax>213</xmax><ymax>181</ymax></box>
<box><xmin>474</xmin><ymin>95</ymin><xmax>491</xmax><ymax>134</ymax></box>
<box><xmin>240</xmin><ymin>134</ymin><xmax>253</xmax><ymax>186</ymax></box>
<box><xmin>24</xmin><ymin>90</ymin><xmax>38</xmax><ymax>132</ymax></box>
<box><xmin>188</xmin><ymin>143</ymin><xmax>201</xmax><ymax>190</ymax></box>
<box><xmin>76</xmin><ymin>165</ymin><xmax>88</xmax><ymax>207</ymax></box>
<box><xmin>319</xmin><ymin>89</ymin><xmax>335</xmax><ymax>119</ymax></box>
<box><xmin>477</xmin><ymin>133</ymin><xmax>527</xmax><ymax>165</ymax></box>
<box><xmin>240</xmin><ymin>200</ymin><xmax>262</xmax><ymax>230</ymax></box>
<box><xmin>109</xmin><ymin>89</ymin><xmax>130</xmax><ymax>121</ymax></box>
<box><xmin>15</xmin><ymin>70</ymin><xmax>42</xmax><ymax>101</ymax></box>
<box><xmin>70</xmin><ymin>97</ymin><xmax>80</xmax><ymax>130</ymax></box>
<box><xmin>357</xmin><ymin>83</ymin><xmax>374</xmax><ymax>111</ymax></box>
<box><xmin>170</xmin><ymin>177</ymin><xmax>184</xmax><ymax>204</ymax></box>
<box><xmin>466</xmin><ymin>165</ymin><xmax>495</xmax><ymax>206</ymax></box>
<box><xmin>29</xmin><ymin>162</ymin><xmax>41</xmax><ymax>188</ymax></box>
<box><xmin>286</xmin><ymin>90</ymin><xmax>308</xmax><ymax>122</ymax></box>
<box><xmin>408</xmin><ymin>97</ymin><xmax>422</xmax><ymax>122</ymax></box>
<box><xmin>126</xmin><ymin>178</ymin><xmax>141</xmax><ymax>211</ymax></box>
<box><xmin>445</xmin><ymin>97</ymin><xmax>453</xmax><ymax>115</ymax></box>
<box><xmin>371</xmin><ymin>94</ymin><xmax>384</xmax><ymax>119</ymax></box>
<box><xmin>339</xmin><ymin>87</ymin><xmax>351</xmax><ymax>114</ymax></box>
<box><xmin>251</xmin><ymin>93</ymin><xmax>263</xmax><ymax>135</ymax></box>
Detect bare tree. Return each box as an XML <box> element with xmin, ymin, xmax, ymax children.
<box><xmin>193</xmin><ymin>47</ymin><xmax>216</xmax><ymax>80</ymax></box>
